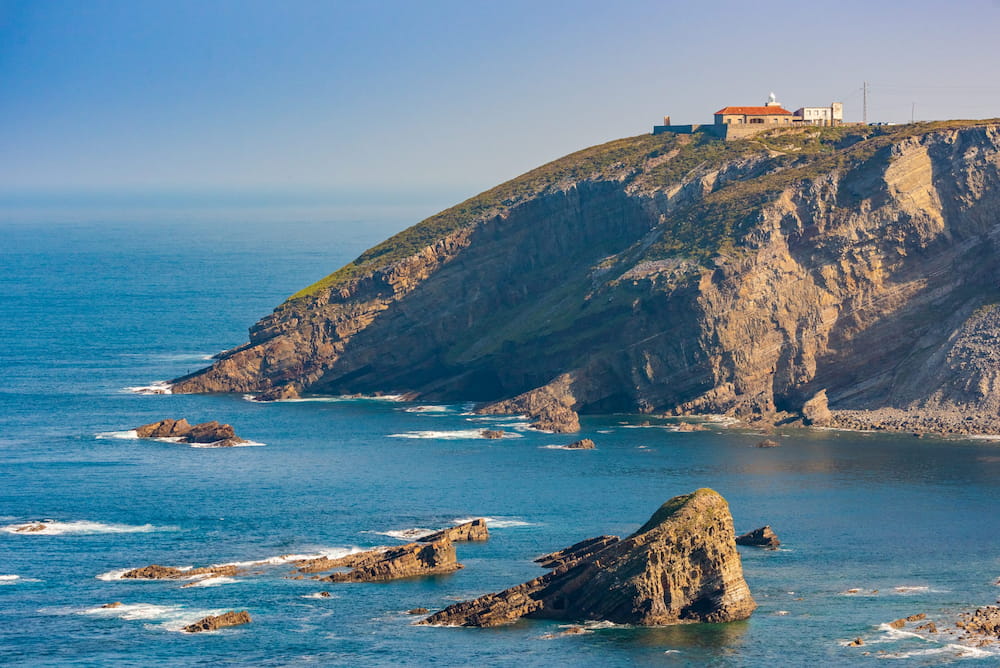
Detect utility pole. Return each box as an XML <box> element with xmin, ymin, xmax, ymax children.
<box><xmin>863</xmin><ymin>81</ymin><xmax>868</xmax><ymax>124</ymax></box>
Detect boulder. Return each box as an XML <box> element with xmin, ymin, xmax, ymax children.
<box><xmin>802</xmin><ymin>390</ymin><xmax>833</xmax><ymax>426</ymax></box>
<box><xmin>135</xmin><ymin>419</ymin><xmax>192</xmax><ymax>438</ymax></box>
<box><xmin>676</xmin><ymin>422</ymin><xmax>708</xmax><ymax>432</ymax></box>
<box><xmin>182</xmin><ymin>610</ymin><xmax>251</xmax><ymax>633</ymax></box>
<box><xmin>295</xmin><ymin>537</ymin><xmax>462</xmax><ymax>583</ymax></box>
<box><xmin>847</xmin><ymin>637</ymin><xmax>864</xmax><ymax>646</ymax></box>
<box><xmin>419</xmin><ymin>519</ymin><xmax>489</xmax><ymax>543</ymax></box>
<box><xmin>407</xmin><ymin>608</ymin><xmax>430</xmax><ymax>615</ymax></box>
<box><xmin>254</xmin><ymin>384</ymin><xmax>300</xmax><ymax>401</ymax></box>
<box><xmin>481</xmin><ymin>430</ymin><xmax>505</xmax><ymax>439</ymax></box>
<box><xmin>420</xmin><ymin>488</ymin><xmax>756</xmax><ymax>627</ymax></box>
<box><xmin>957</xmin><ymin>606</ymin><xmax>1000</xmax><ymax>640</ymax></box>
<box><xmin>889</xmin><ymin>618</ymin><xmax>907</xmax><ymax>629</ymax></box>
<box><xmin>182</xmin><ymin>421</ymin><xmax>244</xmax><ymax>445</ymax></box>
<box><xmin>755</xmin><ymin>439</ymin><xmax>781</xmax><ymax>448</ymax></box>
<box><xmin>101</xmin><ymin>602</ymin><xmax>123</xmax><ymax>609</ymax></box>
<box><xmin>565</xmin><ymin>439</ymin><xmax>595</xmax><ymax>449</ymax></box>
<box><xmin>735</xmin><ymin>526</ymin><xmax>781</xmax><ymax>548</ymax></box>
<box><xmin>13</xmin><ymin>523</ymin><xmax>48</xmax><ymax>533</ymax></box>
<box><xmin>318</xmin><ymin>591</ymin><xmax>332</xmax><ymax>598</ymax></box>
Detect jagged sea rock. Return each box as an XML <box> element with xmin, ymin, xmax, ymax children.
<box><xmin>735</xmin><ymin>526</ymin><xmax>780</xmax><ymax>548</ymax></box>
<box><xmin>957</xmin><ymin>606</ymin><xmax>1000</xmax><ymax>640</ymax></box>
<box><xmin>295</xmin><ymin>537</ymin><xmax>462</xmax><ymax>583</ymax></box>
<box><xmin>182</xmin><ymin>610</ymin><xmax>252</xmax><ymax>633</ymax></box>
<box><xmin>481</xmin><ymin>430</ymin><xmax>505</xmax><ymax>439</ymax></box>
<box><xmin>420</xmin><ymin>488</ymin><xmax>755</xmax><ymax>627</ymax></box>
<box><xmin>419</xmin><ymin>519</ymin><xmax>489</xmax><ymax>543</ymax></box>
<box><xmin>564</xmin><ymin>438</ymin><xmax>595</xmax><ymax>449</ymax></box>
<box><xmin>133</xmin><ymin>419</ymin><xmax>248</xmax><ymax>447</ymax></box>
<box><xmin>121</xmin><ymin>564</ymin><xmax>239</xmax><ymax>580</ymax></box>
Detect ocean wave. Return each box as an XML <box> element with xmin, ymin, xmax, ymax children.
<box><xmin>95</xmin><ymin>430</ymin><xmax>141</xmax><ymax>440</ymax></box>
<box><xmin>181</xmin><ymin>576</ymin><xmax>238</xmax><ymax>588</ymax></box>
<box><xmin>389</xmin><ymin>429</ymin><xmax>523</xmax><ymax>440</ymax></box>
<box><xmin>0</xmin><ymin>574</ymin><xmax>41</xmax><ymax>585</ymax></box>
<box><xmin>3</xmin><ymin>520</ymin><xmax>175</xmax><ymax>536</ymax></box>
<box><xmin>540</xmin><ymin>445</ymin><xmax>593</xmax><ymax>451</ymax></box>
<box><xmin>96</xmin><ymin>430</ymin><xmax>265</xmax><ymax>448</ymax></box>
<box><xmin>403</xmin><ymin>405</ymin><xmax>452</xmax><ymax>414</ymax></box>
<box><xmin>371</xmin><ymin>528</ymin><xmax>437</xmax><ymax>541</ymax></box>
<box><xmin>451</xmin><ymin>516</ymin><xmax>534</xmax><ymax>529</ymax></box>
<box><xmin>124</xmin><ymin>381</ymin><xmax>173</xmax><ymax>395</ymax></box>
<box><xmin>249</xmin><ymin>394</ymin><xmax>406</xmax><ymax>403</ymax></box>
<box><xmin>302</xmin><ymin>592</ymin><xmax>339</xmax><ymax>600</ymax></box>
<box><xmin>190</xmin><ymin>440</ymin><xmax>266</xmax><ymax>448</ymax></box>
<box><xmin>79</xmin><ymin>603</ymin><xmax>232</xmax><ymax>633</ymax></box>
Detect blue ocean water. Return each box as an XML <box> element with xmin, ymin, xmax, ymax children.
<box><xmin>2</xmin><ymin>219</ymin><xmax>1000</xmax><ymax>666</ymax></box>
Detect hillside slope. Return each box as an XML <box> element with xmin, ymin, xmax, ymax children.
<box><xmin>172</xmin><ymin>121</ymin><xmax>1000</xmax><ymax>434</ymax></box>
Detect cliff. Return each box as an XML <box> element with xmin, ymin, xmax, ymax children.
<box><xmin>172</xmin><ymin>121</ymin><xmax>1000</xmax><ymax>434</ymax></box>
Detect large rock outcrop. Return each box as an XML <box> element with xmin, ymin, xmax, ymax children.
<box><xmin>419</xmin><ymin>488</ymin><xmax>755</xmax><ymax>627</ymax></box>
<box><xmin>171</xmin><ymin>122</ymin><xmax>1000</xmax><ymax>435</ymax></box>
<box><xmin>418</xmin><ymin>519</ymin><xmax>489</xmax><ymax>543</ymax></box>
<box><xmin>134</xmin><ymin>419</ymin><xmax>247</xmax><ymax>447</ymax></box>
<box><xmin>182</xmin><ymin>611</ymin><xmax>251</xmax><ymax>633</ymax></box>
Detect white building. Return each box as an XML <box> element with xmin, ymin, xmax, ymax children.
<box><xmin>793</xmin><ymin>102</ymin><xmax>844</xmax><ymax>126</ymax></box>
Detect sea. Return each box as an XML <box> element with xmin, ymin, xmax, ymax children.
<box><xmin>2</xmin><ymin>217</ymin><xmax>1000</xmax><ymax>667</ymax></box>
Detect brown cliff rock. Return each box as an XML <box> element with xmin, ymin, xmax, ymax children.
<box><xmin>802</xmin><ymin>390</ymin><xmax>833</xmax><ymax>426</ymax></box>
<box><xmin>295</xmin><ymin>538</ymin><xmax>462</xmax><ymax>583</ymax></box>
<box><xmin>419</xmin><ymin>519</ymin><xmax>489</xmax><ymax>543</ymax></box>
<box><xmin>170</xmin><ymin>123</ymin><xmax>1000</xmax><ymax>437</ymax></box>
<box><xmin>182</xmin><ymin>610</ymin><xmax>251</xmax><ymax>633</ymax></box>
<box><xmin>735</xmin><ymin>526</ymin><xmax>781</xmax><ymax>548</ymax></box>
<box><xmin>135</xmin><ymin>419</ymin><xmax>192</xmax><ymax>438</ymax></box>
<box><xmin>420</xmin><ymin>488</ymin><xmax>755</xmax><ymax>627</ymax></box>
<box><xmin>534</xmin><ymin>535</ymin><xmax>620</xmax><ymax>570</ymax></box>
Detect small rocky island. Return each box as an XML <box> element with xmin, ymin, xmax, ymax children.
<box><xmin>134</xmin><ymin>418</ymin><xmax>248</xmax><ymax>447</ymax></box>
<box><xmin>419</xmin><ymin>488</ymin><xmax>755</xmax><ymax>627</ymax></box>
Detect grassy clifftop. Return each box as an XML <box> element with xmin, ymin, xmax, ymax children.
<box><xmin>287</xmin><ymin>120</ymin><xmax>999</xmax><ymax>303</ymax></box>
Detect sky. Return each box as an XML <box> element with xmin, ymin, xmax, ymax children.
<box><xmin>2</xmin><ymin>0</ymin><xmax>1000</xmax><ymax>222</ymax></box>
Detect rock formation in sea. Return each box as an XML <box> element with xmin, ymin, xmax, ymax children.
<box><xmin>170</xmin><ymin>122</ymin><xmax>1000</xmax><ymax>435</ymax></box>
<box><xmin>134</xmin><ymin>419</ymin><xmax>248</xmax><ymax>447</ymax></box>
<box><xmin>418</xmin><ymin>519</ymin><xmax>489</xmax><ymax>543</ymax></box>
<box><xmin>294</xmin><ymin>537</ymin><xmax>462</xmax><ymax>582</ymax></box>
<box><xmin>121</xmin><ymin>564</ymin><xmax>240</xmax><ymax>580</ymax></box>
<box><xmin>735</xmin><ymin>526</ymin><xmax>781</xmax><ymax>547</ymax></box>
<box><xmin>480</xmin><ymin>430</ymin><xmax>505</xmax><ymax>439</ymax></box>
<box><xmin>419</xmin><ymin>488</ymin><xmax>755</xmax><ymax>627</ymax></box>
<box><xmin>564</xmin><ymin>438</ymin><xmax>596</xmax><ymax>449</ymax></box>
<box><xmin>182</xmin><ymin>611</ymin><xmax>252</xmax><ymax>633</ymax></box>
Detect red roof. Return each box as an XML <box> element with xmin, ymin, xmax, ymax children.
<box><xmin>715</xmin><ymin>106</ymin><xmax>793</xmax><ymax>116</ymax></box>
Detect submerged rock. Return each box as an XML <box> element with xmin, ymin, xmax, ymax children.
<box><xmin>419</xmin><ymin>519</ymin><xmax>489</xmax><ymax>543</ymax></box>
<box><xmin>13</xmin><ymin>523</ymin><xmax>47</xmax><ymax>533</ymax></box>
<box><xmin>101</xmin><ymin>602</ymin><xmax>123</xmax><ymax>609</ymax></box>
<box><xmin>420</xmin><ymin>488</ymin><xmax>755</xmax><ymax>627</ymax></box>
<box><xmin>133</xmin><ymin>418</ymin><xmax>248</xmax><ymax>447</ymax></box>
<box><xmin>296</xmin><ymin>537</ymin><xmax>462</xmax><ymax>583</ymax></box>
<box><xmin>481</xmin><ymin>430</ymin><xmax>505</xmax><ymax>439</ymax></box>
<box><xmin>755</xmin><ymin>439</ymin><xmax>780</xmax><ymax>448</ymax></box>
<box><xmin>735</xmin><ymin>526</ymin><xmax>781</xmax><ymax>548</ymax></box>
<box><xmin>407</xmin><ymin>607</ymin><xmax>430</xmax><ymax>615</ymax></box>
<box><xmin>182</xmin><ymin>610</ymin><xmax>252</xmax><ymax>633</ymax></box>
<box><xmin>565</xmin><ymin>438</ymin><xmax>595</xmax><ymax>449</ymax></box>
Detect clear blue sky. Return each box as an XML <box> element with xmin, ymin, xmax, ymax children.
<box><xmin>2</xmin><ymin>0</ymin><xmax>999</xmax><ymax>220</ymax></box>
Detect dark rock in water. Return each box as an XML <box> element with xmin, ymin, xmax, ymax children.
<box><xmin>565</xmin><ymin>438</ymin><xmax>595</xmax><ymax>449</ymax></box>
<box><xmin>801</xmin><ymin>389</ymin><xmax>833</xmax><ymax>426</ymax></box>
<box><xmin>916</xmin><ymin>621</ymin><xmax>938</xmax><ymax>633</ymax></box>
<box><xmin>481</xmin><ymin>430</ymin><xmax>505</xmax><ymax>439</ymax></box>
<box><xmin>254</xmin><ymin>384</ymin><xmax>300</xmax><ymax>401</ymax></box>
<box><xmin>101</xmin><ymin>602</ymin><xmax>123</xmax><ymax>609</ymax></box>
<box><xmin>407</xmin><ymin>608</ymin><xmax>430</xmax><ymax>615</ymax></box>
<box><xmin>676</xmin><ymin>422</ymin><xmax>708</xmax><ymax>432</ymax></box>
<box><xmin>735</xmin><ymin>526</ymin><xmax>780</xmax><ymax>548</ymax></box>
<box><xmin>318</xmin><ymin>591</ymin><xmax>332</xmax><ymax>598</ymax></box>
<box><xmin>121</xmin><ymin>564</ymin><xmax>239</xmax><ymax>580</ymax></box>
<box><xmin>755</xmin><ymin>439</ymin><xmax>780</xmax><ymax>448</ymax></box>
<box><xmin>296</xmin><ymin>537</ymin><xmax>462</xmax><ymax>583</ymax></box>
<box><xmin>133</xmin><ymin>419</ymin><xmax>248</xmax><ymax>447</ymax></box>
<box><xmin>182</xmin><ymin>610</ymin><xmax>251</xmax><ymax>633</ymax></box>
<box><xmin>847</xmin><ymin>637</ymin><xmax>864</xmax><ymax>646</ymax></box>
<box><xmin>419</xmin><ymin>519</ymin><xmax>489</xmax><ymax>543</ymax></box>
<box><xmin>906</xmin><ymin>613</ymin><xmax>927</xmax><ymax>622</ymax></box>
<box><xmin>534</xmin><ymin>535</ymin><xmax>620</xmax><ymax>570</ymax></box>
<box><xmin>889</xmin><ymin>618</ymin><xmax>907</xmax><ymax>629</ymax></box>
<box><xmin>13</xmin><ymin>523</ymin><xmax>48</xmax><ymax>533</ymax></box>
<box><xmin>420</xmin><ymin>488</ymin><xmax>755</xmax><ymax>627</ymax></box>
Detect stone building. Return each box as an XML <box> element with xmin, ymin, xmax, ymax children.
<box><xmin>793</xmin><ymin>102</ymin><xmax>844</xmax><ymax>126</ymax></box>
<box><xmin>653</xmin><ymin>93</ymin><xmax>845</xmax><ymax>140</ymax></box>
<box><xmin>714</xmin><ymin>93</ymin><xmax>794</xmax><ymax>127</ymax></box>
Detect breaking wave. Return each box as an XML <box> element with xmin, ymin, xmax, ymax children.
<box><xmin>389</xmin><ymin>429</ymin><xmax>523</xmax><ymax>440</ymax></box>
<box><xmin>124</xmin><ymin>382</ymin><xmax>173</xmax><ymax>395</ymax></box>
<box><xmin>78</xmin><ymin>603</ymin><xmax>232</xmax><ymax>633</ymax></box>
<box><xmin>3</xmin><ymin>520</ymin><xmax>175</xmax><ymax>536</ymax></box>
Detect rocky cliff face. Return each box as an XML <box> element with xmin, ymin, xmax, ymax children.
<box><xmin>419</xmin><ymin>488</ymin><xmax>755</xmax><ymax>627</ymax></box>
<box><xmin>171</xmin><ymin>122</ymin><xmax>1000</xmax><ymax>433</ymax></box>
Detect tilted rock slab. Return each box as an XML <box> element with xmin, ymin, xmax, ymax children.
<box><xmin>735</xmin><ymin>526</ymin><xmax>780</xmax><ymax>548</ymax></box>
<box><xmin>419</xmin><ymin>519</ymin><xmax>489</xmax><ymax>543</ymax></box>
<box><xmin>182</xmin><ymin>610</ymin><xmax>252</xmax><ymax>633</ymax></box>
<box><xmin>295</xmin><ymin>537</ymin><xmax>462</xmax><ymax>582</ymax></box>
<box><xmin>420</xmin><ymin>488</ymin><xmax>755</xmax><ymax>627</ymax></box>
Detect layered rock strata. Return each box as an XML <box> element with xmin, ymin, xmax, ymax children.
<box><xmin>170</xmin><ymin>123</ymin><xmax>1000</xmax><ymax>436</ymax></box>
<box><xmin>294</xmin><ymin>537</ymin><xmax>461</xmax><ymax>583</ymax></box>
<box><xmin>419</xmin><ymin>519</ymin><xmax>489</xmax><ymax>543</ymax></box>
<box><xmin>182</xmin><ymin>611</ymin><xmax>252</xmax><ymax>633</ymax></box>
<box><xmin>419</xmin><ymin>488</ymin><xmax>755</xmax><ymax>627</ymax></box>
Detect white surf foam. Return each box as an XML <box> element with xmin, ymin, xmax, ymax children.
<box><xmin>451</xmin><ymin>516</ymin><xmax>534</xmax><ymax>529</ymax></box>
<box><xmin>0</xmin><ymin>574</ymin><xmax>40</xmax><ymax>585</ymax></box>
<box><xmin>79</xmin><ymin>603</ymin><xmax>231</xmax><ymax>632</ymax></box>
<box><xmin>95</xmin><ymin>430</ymin><xmax>140</xmax><ymax>440</ymax></box>
<box><xmin>189</xmin><ymin>440</ymin><xmax>266</xmax><ymax>448</ymax></box>
<box><xmin>373</xmin><ymin>528</ymin><xmax>437</xmax><ymax>541</ymax></box>
<box><xmin>213</xmin><ymin>546</ymin><xmax>364</xmax><ymax>569</ymax></box>
<box><xmin>125</xmin><ymin>381</ymin><xmax>173</xmax><ymax>395</ymax></box>
<box><xmin>182</xmin><ymin>576</ymin><xmax>238</xmax><ymax>588</ymax></box>
<box><xmin>389</xmin><ymin>429</ymin><xmax>523</xmax><ymax>440</ymax></box>
<box><xmin>3</xmin><ymin>520</ymin><xmax>173</xmax><ymax>536</ymax></box>
<box><xmin>302</xmin><ymin>592</ymin><xmax>339</xmax><ymax>600</ymax></box>
<box><xmin>403</xmin><ymin>405</ymin><xmax>451</xmax><ymax>413</ymax></box>
<box><xmin>540</xmin><ymin>445</ymin><xmax>593</xmax><ymax>451</ymax></box>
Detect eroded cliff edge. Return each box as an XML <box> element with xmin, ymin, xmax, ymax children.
<box><xmin>172</xmin><ymin>121</ymin><xmax>1000</xmax><ymax>435</ymax></box>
